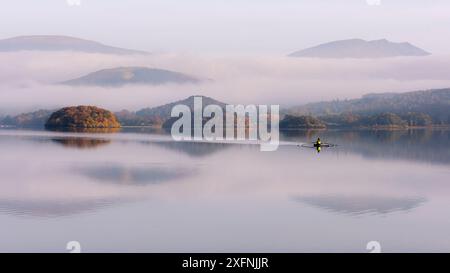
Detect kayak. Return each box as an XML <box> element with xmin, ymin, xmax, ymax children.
<box><xmin>300</xmin><ymin>143</ymin><xmax>337</xmax><ymax>148</ymax></box>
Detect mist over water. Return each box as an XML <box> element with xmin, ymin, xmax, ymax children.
<box><xmin>2</xmin><ymin>52</ymin><xmax>450</xmax><ymax>115</ymax></box>
<box><xmin>0</xmin><ymin>128</ymin><xmax>449</xmax><ymax>252</ymax></box>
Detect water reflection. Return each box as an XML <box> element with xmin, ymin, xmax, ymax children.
<box><xmin>1</xmin><ymin>128</ymin><xmax>449</xmax><ymax>252</ymax></box>
<box><xmin>0</xmin><ymin>198</ymin><xmax>120</xmax><ymax>218</ymax></box>
<box><xmin>282</xmin><ymin>129</ymin><xmax>450</xmax><ymax>165</ymax></box>
<box><xmin>155</xmin><ymin>141</ymin><xmax>230</xmax><ymax>157</ymax></box>
<box><xmin>51</xmin><ymin>137</ymin><xmax>111</xmax><ymax>149</ymax></box>
<box><xmin>295</xmin><ymin>195</ymin><xmax>427</xmax><ymax>216</ymax></box>
<box><xmin>46</xmin><ymin>127</ymin><xmax>121</xmax><ymax>133</ymax></box>
<box><xmin>75</xmin><ymin>164</ymin><xmax>196</xmax><ymax>186</ymax></box>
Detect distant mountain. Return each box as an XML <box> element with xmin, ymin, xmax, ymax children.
<box><xmin>114</xmin><ymin>96</ymin><xmax>227</xmax><ymax>127</ymax></box>
<box><xmin>114</xmin><ymin>110</ymin><xmax>162</xmax><ymax>127</ymax></box>
<box><xmin>136</xmin><ymin>95</ymin><xmax>226</xmax><ymax>120</ymax></box>
<box><xmin>0</xmin><ymin>35</ymin><xmax>148</xmax><ymax>55</ymax></box>
<box><xmin>116</xmin><ymin>96</ymin><xmax>227</xmax><ymax>127</ymax></box>
<box><xmin>60</xmin><ymin>67</ymin><xmax>202</xmax><ymax>87</ymax></box>
<box><xmin>0</xmin><ymin>109</ymin><xmax>53</xmax><ymax>127</ymax></box>
<box><xmin>288</xmin><ymin>39</ymin><xmax>430</xmax><ymax>58</ymax></box>
<box><xmin>288</xmin><ymin>88</ymin><xmax>450</xmax><ymax>124</ymax></box>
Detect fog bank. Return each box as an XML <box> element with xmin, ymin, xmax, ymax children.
<box><xmin>1</xmin><ymin>51</ymin><xmax>450</xmax><ymax>115</ymax></box>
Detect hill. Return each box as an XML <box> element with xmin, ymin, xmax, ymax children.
<box><xmin>119</xmin><ymin>95</ymin><xmax>227</xmax><ymax>127</ymax></box>
<box><xmin>114</xmin><ymin>110</ymin><xmax>164</xmax><ymax>127</ymax></box>
<box><xmin>288</xmin><ymin>39</ymin><xmax>430</xmax><ymax>58</ymax></box>
<box><xmin>45</xmin><ymin>106</ymin><xmax>121</xmax><ymax>129</ymax></box>
<box><xmin>60</xmin><ymin>67</ymin><xmax>202</xmax><ymax>87</ymax></box>
<box><xmin>0</xmin><ymin>35</ymin><xmax>148</xmax><ymax>55</ymax></box>
<box><xmin>0</xmin><ymin>109</ymin><xmax>53</xmax><ymax>127</ymax></box>
<box><xmin>136</xmin><ymin>95</ymin><xmax>226</xmax><ymax>119</ymax></box>
<box><xmin>279</xmin><ymin>115</ymin><xmax>326</xmax><ymax>129</ymax></box>
<box><xmin>288</xmin><ymin>88</ymin><xmax>450</xmax><ymax>125</ymax></box>
<box><xmin>3</xmin><ymin>89</ymin><xmax>450</xmax><ymax>130</ymax></box>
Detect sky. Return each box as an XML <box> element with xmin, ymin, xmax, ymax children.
<box><xmin>2</xmin><ymin>52</ymin><xmax>450</xmax><ymax>114</ymax></box>
<box><xmin>1</xmin><ymin>1</ymin><xmax>450</xmax><ymax>114</ymax></box>
<box><xmin>1</xmin><ymin>0</ymin><xmax>450</xmax><ymax>55</ymax></box>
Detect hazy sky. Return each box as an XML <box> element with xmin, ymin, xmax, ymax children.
<box><xmin>1</xmin><ymin>1</ymin><xmax>450</xmax><ymax>114</ymax></box>
<box><xmin>1</xmin><ymin>0</ymin><xmax>450</xmax><ymax>55</ymax></box>
<box><xmin>2</xmin><ymin>51</ymin><xmax>450</xmax><ymax>114</ymax></box>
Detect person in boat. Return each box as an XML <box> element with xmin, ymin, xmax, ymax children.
<box><xmin>315</xmin><ymin>137</ymin><xmax>321</xmax><ymax>146</ymax></box>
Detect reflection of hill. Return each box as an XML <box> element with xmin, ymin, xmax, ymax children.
<box><xmin>75</xmin><ymin>164</ymin><xmax>195</xmax><ymax>185</ymax></box>
<box><xmin>51</xmin><ymin>137</ymin><xmax>111</xmax><ymax>149</ymax></box>
<box><xmin>46</xmin><ymin>127</ymin><xmax>121</xmax><ymax>133</ymax></box>
<box><xmin>155</xmin><ymin>141</ymin><xmax>230</xmax><ymax>157</ymax></box>
<box><xmin>279</xmin><ymin>129</ymin><xmax>325</xmax><ymax>138</ymax></box>
<box><xmin>120</xmin><ymin>127</ymin><xmax>167</xmax><ymax>135</ymax></box>
<box><xmin>340</xmin><ymin>130</ymin><xmax>450</xmax><ymax>165</ymax></box>
<box><xmin>282</xmin><ymin>129</ymin><xmax>450</xmax><ymax>165</ymax></box>
<box><xmin>295</xmin><ymin>195</ymin><xmax>426</xmax><ymax>216</ymax></box>
<box><xmin>0</xmin><ymin>198</ymin><xmax>119</xmax><ymax>218</ymax></box>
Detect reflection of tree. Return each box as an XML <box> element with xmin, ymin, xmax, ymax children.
<box><xmin>46</xmin><ymin>127</ymin><xmax>121</xmax><ymax>133</ymax></box>
<box><xmin>52</xmin><ymin>137</ymin><xmax>111</xmax><ymax>149</ymax></box>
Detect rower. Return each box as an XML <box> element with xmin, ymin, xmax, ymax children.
<box><xmin>315</xmin><ymin>137</ymin><xmax>321</xmax><ymax>146</ymax></box>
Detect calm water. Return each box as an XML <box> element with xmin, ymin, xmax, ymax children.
<box><xmin>0</xmin><ymin>128</ymin><xmax>449</xmax><ymax>252</ymax></box>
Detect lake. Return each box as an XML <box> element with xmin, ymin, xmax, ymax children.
<box><xmin>0</xmin><ymin>128</ymin><xmax>449</xmax><ymax>252</ymax></box>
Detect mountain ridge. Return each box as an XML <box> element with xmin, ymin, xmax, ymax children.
<box><xmin>136</xmin><ymin>95</ymin><xmax>227</xmax><ymax>118</ymax></box>
<box><xmin>0</xmin><ymin>35</ymin><xmax>148</xmax><ymax>55</ymax></box>
<box><xmin>2</xmin><ymin>89</ymin><xmax>450</xmax><ymax>128</ymax></box>
<box><xmin>288</xmin><ymin>39</ymin><xmax>430</xmax><ymax>58</ymax></box>
<box><xmin>60</xmin><ymin>67</ymin><xmax>202</xmax><ymax>87</ymax></box>
<box><xmin>288</xmin><ymin>88</ymin><xmax>450</xmax><ymax>124</ymax></box>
